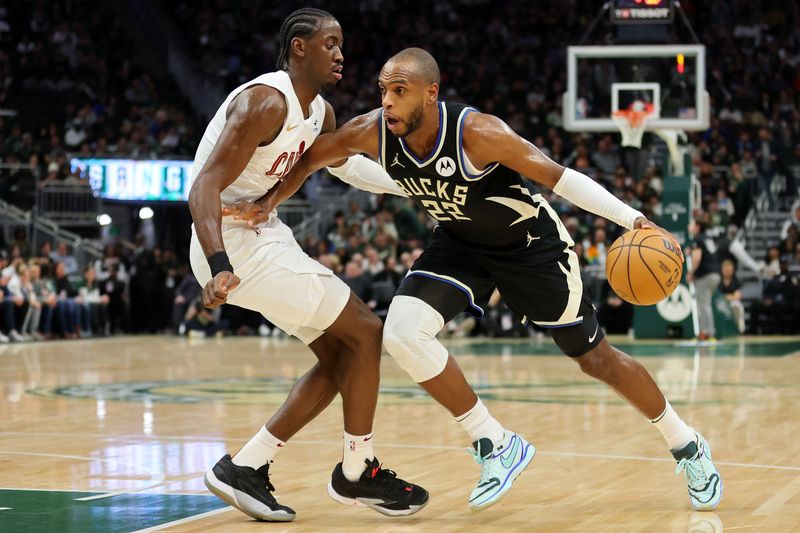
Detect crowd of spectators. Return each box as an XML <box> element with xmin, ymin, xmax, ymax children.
<box><xmin>0</xmin><ymin>229</ymin><xmax>191</xmax><ymax>342</ymax></box>
<box><xmin>163</xmin><ymin>0</ymin><xmax>800</xmax><ymax>333</ymax></box>
<box><xmin>1</xmin><ymin>0</ymin><xmax>799</xmax><ymax>339</ymax></box>
<box><xmin>165</xmin><ymin>0</ymin><xmax>800</xmax><ymax>194</ymax></box>
<box><xmin>3</xmin><ymin>193</ymin><xmax>797</xmax><ymax>342</ymax></box>
<box><xmin>0</xmin><ymin>0</ymin><xmax>198</xmax><ymax>210</ymax></box>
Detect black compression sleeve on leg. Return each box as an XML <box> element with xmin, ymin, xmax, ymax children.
<box><xmin>550</xmin><ymin>302</ymin><xmax>605</xmax><ymax>357</ymax></box>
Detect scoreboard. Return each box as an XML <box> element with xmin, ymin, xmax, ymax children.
<box><xmin>611</xmin><ymin>0</ymin><xmax>674</xmax><ymax>24</ymax></box>
<box><xmin>70</xmin><ymin>158</ymin><xmax>193</xmax><ymax>202</ymax></box>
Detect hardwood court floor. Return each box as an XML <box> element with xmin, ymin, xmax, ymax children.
<box><xmin>1</xmin><ymin>335</ymin><xmax>800</xmax><ymax>532</ymax></box>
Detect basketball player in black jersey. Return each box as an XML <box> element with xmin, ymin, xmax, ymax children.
<box><xmin>231</xmin><ymin>48</ymin><xmax>722</xmax><ymax>512</ymax></box>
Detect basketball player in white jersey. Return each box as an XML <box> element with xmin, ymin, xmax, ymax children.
<box><xmin>188</xmin><ymin>9</ymin><xmax>427</xmax><ymax>522</ymax></box>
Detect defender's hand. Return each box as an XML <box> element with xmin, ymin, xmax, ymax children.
<box><xmin>221</xmin><ymin>198</ymin><xmax>275</xmax><ymax>228</ymax></box>
<box><xmin>222</xmin><ymin>201</ymin><xmax>265</xmax><ymax>221</ymax></box>
<box><xmin>633</xmin><ymin>217</ymin><xmax>684</xmax><ymax>263</ymax></box>
<box><xmin>202</xmin><ymin>271</ymin><xmax>240</xmax><ymax>308</ymax></box>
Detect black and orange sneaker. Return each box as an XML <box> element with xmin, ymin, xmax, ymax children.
<box><xmin>204</xmin><ymin>454</ymin><xmax>296</xmax><ymax>521</ymax></box>
<box><xmin>327</xmin><ymin>457</ymin><xmax>429</xmax><ymax>516</ymax></box>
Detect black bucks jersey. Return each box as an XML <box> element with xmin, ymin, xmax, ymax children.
<box><xmin>379</xmin><ymin>101</ymin><xmax>568</xmax><ymax>254</ymax></box>
<box><xmin>382</xmin><ymin>102</ymin><xmax>600</xmax><ymax>354</ymax></box>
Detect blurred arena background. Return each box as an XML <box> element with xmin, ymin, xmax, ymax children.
<box><xmin>1</xmin><ymin>1</ymin><xmax>799</xmax><ymax>531</ymax></box>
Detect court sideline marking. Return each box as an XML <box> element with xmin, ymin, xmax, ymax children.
<box><xmin>2</xmin><ymin>434</ymin><xmax>799</xmax><ymax>473</ymax></box>
<box><xmin>0</xmin><ymin>451</ymin><xmax>166</xmax><ymax>500</ymax></box>
<box><xmin>128</xmin><ymin>507</ymin><xmax>234</xmax><ymax>533</ymax></box>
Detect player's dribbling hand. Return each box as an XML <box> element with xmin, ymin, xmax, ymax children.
<box><xmin>633</xmin><ymin>217</ymin><xmax>684</xmax><ymax>263</ymax></box>
<box><xmin>202</xmin><ymin>271</ymin><xmax>240</xmax><ymax>308</ymax></box>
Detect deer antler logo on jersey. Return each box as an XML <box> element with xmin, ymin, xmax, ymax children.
<box><xmin>487</xmin><ymin>185</ymin><xmax>541</xmax><ymax>226</ymax></box>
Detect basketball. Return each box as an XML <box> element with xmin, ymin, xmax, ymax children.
<box><xmin>606</xmin><ymin>228</ymin><xmax>684</xmax><ymax>306</ymax></box>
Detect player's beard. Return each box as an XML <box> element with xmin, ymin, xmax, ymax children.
<box><xmin>396</xmin><ymin>104</ymin><xmax>424</xmax><ymax>138</ymax></box>
<box><xmin>321</xmin><ymin>80</ymin><xmax>338</xmax><ymax>93</ymax></box>
<box><xmin>320</xmin><ymin>72</ymin><xmax>341</xmax><ymax>94</ymax></box>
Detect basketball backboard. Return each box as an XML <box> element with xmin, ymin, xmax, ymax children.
<box><xmin>563</xmin><ymin>45</ymin><xmax>708</xmax><ymax>132</ymax></box>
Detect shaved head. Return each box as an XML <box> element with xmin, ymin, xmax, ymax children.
<box><xmin>378</xmin><ymin>48</ymin><xmax>440</xmax><ymax>138</ymax></box>
<box><xmin>385</xmin><ymin>47</ymin><xmax>440</xmax><ymax>85</ymax></box>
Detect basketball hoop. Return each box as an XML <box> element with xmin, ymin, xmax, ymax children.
<box><xmin>612</xmin><ymin>101</ymin><xmax>655</xmax><ymax>148</ymax></box>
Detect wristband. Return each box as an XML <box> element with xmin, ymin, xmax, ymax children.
<box><xmin>208</xmin><ymin>251</ymin><xmax>234</xmax><ymax>276</ymax></box>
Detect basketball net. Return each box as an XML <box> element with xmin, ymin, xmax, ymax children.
<box><xmin>612</xmin><ymin>102</ymin><xmax>655</xmax><ymax>148</ymax></box>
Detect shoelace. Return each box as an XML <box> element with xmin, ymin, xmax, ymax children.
<box><xmin>468</xmin><ymin>448</ymin><xmax>493</xmax><ymax>485</ymax></box>
<box><xmin>255</xmin><ymin>464</ymin><xmax>276</xmax><ymax>493</ymax></box>
<box><xmin>368</xmin><ymin>464</ymin><xmax>407</xmax><ymax>493</ymax></box>
<box><xmin>675</xmin><ymin>455</ymin><xmax>708</xmax><ymax>490</ymax></box>
<box><xmin>468</xmin><ymin>447</ymin><xmax>487</xmax><ymax>465</ymax></box>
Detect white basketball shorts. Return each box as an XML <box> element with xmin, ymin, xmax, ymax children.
<box><xmin>190</xmin><ymin>217</ymin><xmax>350</xmax><ymax>345</ymax></box>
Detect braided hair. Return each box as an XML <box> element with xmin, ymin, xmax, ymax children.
<box><xmin>276</xmin><ymin>8</ymin><xmax>337</xmax><ymax>70</ymax></box>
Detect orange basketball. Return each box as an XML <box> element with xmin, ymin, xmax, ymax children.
<box><xmin>605</xmin><ymin>228</ymin><xmax>684</xmax><ymax>306</ymax></box>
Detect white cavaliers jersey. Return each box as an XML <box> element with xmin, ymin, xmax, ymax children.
<box><xmin>191</xmin><ymin>70</ymin><xmax>326</xmax><ymax>206</ymax></box>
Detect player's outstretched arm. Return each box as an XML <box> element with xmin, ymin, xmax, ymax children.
<box><xmin>248</xmin><ymin>109</ymin><xmax>388</xmax><ymax>216</ymax></box>
<box><xmin>462</xmin><ymin>112</ymin><xmax>682</xmax><ymax>257</ymax></box>
<box><xmin>462</xmin><ymin>111</ymin><xmax>644</xmax><ymax>228</ymax></box>
<box><xmin>325</xmin><ymin>107</ymin><xmax>406</xmax><ymax>197</ymax></box>
<box><xmin>188</xmin><ymin>86</ymin><xmax>285</xmax><ymax>305</ymax></box>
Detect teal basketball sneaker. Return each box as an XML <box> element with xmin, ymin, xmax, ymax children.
<box><xmin>467</xmin><ymin>430</ymin><xmax>535</xmax><ymax>510</ymax></box>
<box><xmin>673</xmin><ymin>431</ymin><xmax>722</xmax><ymax>511</ymax></box>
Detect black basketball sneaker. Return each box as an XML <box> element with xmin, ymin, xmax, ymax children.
<box><xmin>327</xmin><ymin>457</ymin><xmax>429</xmax><ymax>516</ymax></box>
<box><xmin>204</xmin><ymin>454</ymin><xmax>296</xmax><ymax>522</ymax></box>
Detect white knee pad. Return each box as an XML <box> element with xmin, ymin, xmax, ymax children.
<box><xmin>383</xmin><ymin>295</ymin><xmax>449</xmax><ymax>382</ymax></box>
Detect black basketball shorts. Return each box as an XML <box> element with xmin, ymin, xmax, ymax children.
<box><xmin>396</xmin><ymin>227</ymin><xmax>604</xmax><ymax>357</ymax></box>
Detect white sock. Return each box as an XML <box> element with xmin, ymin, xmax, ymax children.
<box><xmin>651</xmin><ymin>400</ymin><xmax>695</xmax><ymax>451</ymax></box>
<box><xmin>342</xmin><ymin>431</ymin><xmax>374</xmax><ymax>482</ymax></box>
<box><xmin>232</xmin><ymin>426</ymin><xmax>284</xmax><ymax>469</ymax></box>
<box><xmin>455</xmin><ymin>398</ymin><xmax>505</xmax><ymax>446</ymax></box>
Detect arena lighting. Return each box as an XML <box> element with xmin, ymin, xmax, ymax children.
<box><xmin>97</xmin><ymin>213</ymin><xmax>112</xmax><ymax>226</ymax></box>
<box><xmin>139</xmin><ymin>206</ymin><xmax>155</xmax><ymax>220</ymax></box>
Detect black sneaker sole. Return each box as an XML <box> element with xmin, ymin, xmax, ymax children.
<box><xmin>326</xmin><ymin>481</ymin><xmax>429</xmax><ymax>517</ymax></box>
<box><xmin>204</xmin><ymin>470</ymin><xmax>296</xmax><ymax>522</ymax></box>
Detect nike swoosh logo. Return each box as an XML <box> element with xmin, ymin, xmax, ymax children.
<box><xmin>287</xmin><ymin>123</ymin><xmax>299</xmax><ymax>131</ymax></box>
<box><xmin>589</xmin><ymin>324</ymin><xmax>599</xmax><ymax>343</ymax></box>
<box><xmin>469</xmin><ymin>478</ymin><xmax>501</xmax><ymax>502</ymax></box>
<box><xmin>498</xmin><ymin>436</ymin><xmax>521</xmax><ymax>469</ymax></box>
<box><xmin>689</xmin><ymin>474</ymin><xmax>720</xmax><ymax>502</ymax></box>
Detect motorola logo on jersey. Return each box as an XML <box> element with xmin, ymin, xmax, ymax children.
<box><xmin>436</xmin><ymin>156</ymin><xmax>456</xmax><ymax>177</ymax></box>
